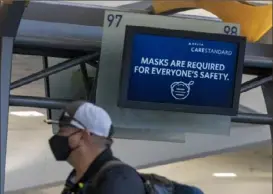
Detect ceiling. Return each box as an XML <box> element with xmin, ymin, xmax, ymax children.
<box><xmin>62</xmin><ymin>1</ymin><xmax>273</xmax><ymax>6</ymax></box>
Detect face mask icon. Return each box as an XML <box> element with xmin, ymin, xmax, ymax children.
<box><xmin>170</xmin><ymin>81</ymin><xmax>194</xmax><ymax>100</ymax></box>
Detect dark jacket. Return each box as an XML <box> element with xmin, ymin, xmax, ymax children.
<box><xmin>62</xmin><ymin>149</ymin><xmax>146</xmax><ymax>194</ymax></box>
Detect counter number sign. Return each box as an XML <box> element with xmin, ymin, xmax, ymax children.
<box><xmin>107</xmin><ymin>13</ymin><xmax>123</xmax><ymax>27</ymax></box>
<box><xmin>224</xmin><ymin>25</ymin><xmax>238</xmax><ymax>35</ymax></box>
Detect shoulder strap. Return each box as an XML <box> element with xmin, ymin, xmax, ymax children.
<box><xmin>91</xmin><ymin>160</ymin><xmax>125</xmax><ymax>187</ymax></box>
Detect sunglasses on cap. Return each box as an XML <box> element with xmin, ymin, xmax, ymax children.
<box><xmin>44</xmin><ymin>112</ymin><xmax>114</xmax><ymax>138</ymax></box>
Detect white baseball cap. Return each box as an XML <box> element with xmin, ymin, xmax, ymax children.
<box><xmin>46</xmin><ymin>101</ymin><xmax>113</xmax><ymax>137</ymax></box>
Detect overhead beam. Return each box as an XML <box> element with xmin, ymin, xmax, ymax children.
<box><xmin>232</xmin><ymin>113</ymin><xmax>273</xmax><ymax>125</ymax></box>
<box><xmin>8</xmin><ymin>95</ymin><xmax>273</xmax><ymax>126</ymax></box>
<box><xmin>241</xmin><ymin>75</ymin><xmax>273</xmax><ymax>93</ymax></box>
<box><xmin>10</xmin><ymin>53</ymin><xmax>99</xmax><ymax>90</ymax></box>
<box><xmin>9</xmin><ymin>95</ymin><xmax>72</xmax><ymax>109</ymax></box>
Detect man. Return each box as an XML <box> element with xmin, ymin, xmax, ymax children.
<box><xmin>47</xmin><ymin>101</ymin><xmax>145</xmax><ymax>194</ymax></box>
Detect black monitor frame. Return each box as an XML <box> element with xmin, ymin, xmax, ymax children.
<box><xmin>118</xmin><ymin>25</ymin><xmax>246</xmax><ymax>116</ymax></box>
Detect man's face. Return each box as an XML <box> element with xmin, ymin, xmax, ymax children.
<box><xmin>49</xmin><ymin>126</ymin><xmax>85</xmax><ymax>161</ymax></box>
<box><xmin>58</xmin><ymin>127</ymin><xmax>83</xmax><ymax>149</ymax></box>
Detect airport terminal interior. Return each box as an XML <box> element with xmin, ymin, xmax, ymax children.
<box><xmin>6</xmin><ymin>58</ymin><xmax>272</xmax><ymax>194</ymax></box>
<box><xmin>1</xmin><ymin>1</ymin><xmax>273</xmax><ymax>194</ymax></box>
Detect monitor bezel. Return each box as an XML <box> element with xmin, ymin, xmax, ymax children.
<box><xmin>118</xmin><ymin>25</ymin><xmax>246</xmax><ymax>116</ymax></box>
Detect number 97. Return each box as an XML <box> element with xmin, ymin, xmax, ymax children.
<box><xmin>107</xmin><ymin>14</ymin><xmax>123</xmax><ymax>27</ymax></box>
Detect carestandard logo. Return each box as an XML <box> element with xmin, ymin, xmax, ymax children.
<box><xmin>189</xmin><ymin>42</ymin><xmax>232</xmax><ymax>56</ymax></box>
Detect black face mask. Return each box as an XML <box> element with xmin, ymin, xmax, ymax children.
<box><xmin>49</xmin><ymin>131</ymin><xmax>81</xmax><ymax>161</ymax></box>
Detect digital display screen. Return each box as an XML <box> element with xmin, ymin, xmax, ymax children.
<box><xmin>119</xmin><ymin>26</ymin><xmax>245</xmax><ymax>115</ymax></box>
<box><xmin>128</xmin><ymin>34</ymin><xmax>238</xmax><ymax>108</ymax></box>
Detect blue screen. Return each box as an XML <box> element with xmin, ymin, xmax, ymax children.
<box><xmin>127</xmin><ymin>33</ymin><xmax>239</xmax><ymax>108</ymax></box>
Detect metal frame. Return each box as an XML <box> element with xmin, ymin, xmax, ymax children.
<box><xmin>9</xmin><ymin>95</ymin><xmax>72</xmax><ymax>109</ymax></box>
<box><xmin>7</xmin><ymin>95</ymin><xmax>273</xmax><ymax>125</ymax></box>
<box><xmin>262</xmin><ymin>79</ymin><xmax>273</xmax><ymax>142</ymax></box>
<box><xmin>80</xmin><ymin>63</ymin><xmax>92</xmax><ymax>99</ymax></box>
<box><xmin>0</xmin><ymin>36</ymin><xmax>14</xmax><ymax>194</ymax></box>
<box><xmin>43</xmin><ymin>56</ymin><xmax>52</xmax><ymax>120</ymax></box>
<box><xmin>0</xmin><ymin>2</ymin><xmax>26</xmax><ymax>194</ymax></box>
<box><xmin>0</xmin><ymin>3</ymin><xmax>272</xmax><ymax>194</ymax></box>
<box><xmin>241</xmin><ymin>75</ymin><xmax>273</xmax><ymax>93</ymax></box>
<box><xmin>10</xmin><ymin>53</ymin><xmax>99</xmax><ymax>90</ymax></box>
